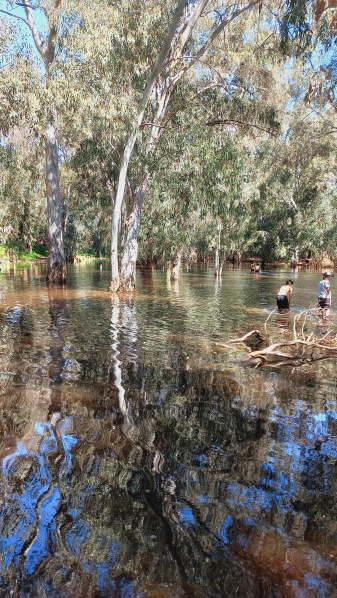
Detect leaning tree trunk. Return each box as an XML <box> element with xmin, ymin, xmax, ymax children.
<box><xmin>109</xmin><ymin>0</ymin><xmax>189</xmax><ymax>293</ymax></box>
<box><xmin>109</xmin><ymin>0</ymin><xmax>260</xmax><ymax>293</ymax></box>
<box><xmin>45</xmin><ymin>122</ymin><xmax>67</xmax><ymax>283</ymax></box>
<box><xmin>119</xmin><ymin>185</ymin><xmax>146</xmax><ymax>291</ymax></box>
<box><xmin>109</xmin><ymin>132</ymin><xmax>137</xmax><ymax>292</ymax></box>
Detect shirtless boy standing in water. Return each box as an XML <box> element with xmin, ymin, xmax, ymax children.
<box><xmin>276</xmin><ymin>280</ymin><xmax>294</xmax><ymax>311</ymax></box>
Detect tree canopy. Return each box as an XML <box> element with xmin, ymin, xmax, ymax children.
<box><xmin>0</xmin><ymin>0</ymin><xmax>336</xmax><ymax>280</ymax></box>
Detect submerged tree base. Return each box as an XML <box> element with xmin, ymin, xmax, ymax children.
<box><xmin>46</xmin><ymin>263</ymin><xmax>67</xmax><ymax>284</ymax></box>
<box><xmin>109</xmin><ymin>273</ymin><xmax>136</xmax><ymax>293</ymax></box>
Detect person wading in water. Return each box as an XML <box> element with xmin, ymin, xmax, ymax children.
<box><xmin>276</xmin><ymin>280</ymin><xmax>294</xmax><ymax>312</ymax></box>
<box><xmin>318</xmin><ymin>271</ymin><xmax>334</xmax><ymax>317</ymax></box>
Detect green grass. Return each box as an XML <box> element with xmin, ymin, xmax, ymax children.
<box><xmin>0</xmin><ymin>243</ymin><xmax>48</xmax><ymax>261</ymax></box>
<box><xmin>0</xmin><ymin>244</ymin><xmax>103</xmax><ymax>262</ymax></box>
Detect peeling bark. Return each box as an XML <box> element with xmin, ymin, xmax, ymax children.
<box><xmin>119</xmin><ymin>186</ymin><xmax>146</xmax><ymax>292</ymax></box>
<box><xmin>45</xmin><ymin>122</ymin><xmax>67</xmax><ymax>284</ymax></box>
<box><xmin>19</xmin><ymin>1</ymin><xmax>66</xmax><ymax>284</ymax></box>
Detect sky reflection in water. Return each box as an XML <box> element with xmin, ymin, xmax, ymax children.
<box><xmin>0</xmin><ymin>262</ymin><xmax>337</xmax><ymax>596</ymax></box>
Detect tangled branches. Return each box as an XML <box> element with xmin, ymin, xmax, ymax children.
<box><xmin>216</xmin><ymin>308</ymin><xmax>337</xmax><ymax>369</ymax></box>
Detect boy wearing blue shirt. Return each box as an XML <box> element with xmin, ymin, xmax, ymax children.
<box><xmin>318</xmin><ymin>271</ymin><xmax>334</xmax><ymax>316</ymax></box>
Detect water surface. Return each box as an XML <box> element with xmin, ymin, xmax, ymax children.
<box><xmin>0</xmin><ymin>262</ymin><xmax>337</xmax><ymax>597</ymax></box>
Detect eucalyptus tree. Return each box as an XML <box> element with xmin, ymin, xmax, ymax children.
<box><xmin>110</xmin><ymin>0</ymin><xmax>331</xmax><ymax>291</ymax></box>
<box><xmin>202</xmin><ymin>12</ymin><xmax>337</xmax><ymax>265</ymax></box>
<box><xmin>65</xmin><ymin>123</ymin><xmax>118</xmax><ymax>260</ymax></box>
<box><xmin>109</xmin><ymin>0</ymin><xmax>272</xmax><ymax>292</ymax></box>
<box><xmin>280</xmin><ymin>0</ymin><xmax>337</xmax><ymax>129</ymax></box>
<box><xmin>138</xmin><ymin>84</ymin><xmax>252</xmax><ymax>269</ymax></box>
<box><xmin>48</xmin><ymin>0</ymin><xmax>139</xmax><ymax>261</ymax></box>
<box><xmin>0</xmin><ymin>42</ymin><xmax>47</xmax><ymax>250</ymax></box>
<box><xmin>0</xmin><ymin>0</ymin><xmax>69</xmax><ymax>281</ymax></box>
<box><xmin>0</xmin><ymin>125</ymin><xmax>46</xmax><ymax>251</ymax></box>
<box><xmin>246</xmin><ymin>105</ymin><xmax>337</xmax><ymax>262</ymax></box>
<box><xmin>136</xmin><ymin>7</ymin><xmax>288</xmax><ymax>270</ymax></box>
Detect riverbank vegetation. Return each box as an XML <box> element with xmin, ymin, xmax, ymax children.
<box><xmin>0</xmin><ymin>243</ymin><xmax>97</xmax><ymax>263</ymax></box>
<box><xmin>0</xmin><ymin>0</ymin><xmax>336</xmax><ymax>288</ymax></box>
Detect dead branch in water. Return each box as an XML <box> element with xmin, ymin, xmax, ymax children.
<box><xmin>216</xmin><ymin>329</ymin><xmax>267</xmax><ymax>348</ymax></box>
<box><xmin>216</xmin><ymin>308</ymin><xmax>337</xmax><ymax>369</ymax></box>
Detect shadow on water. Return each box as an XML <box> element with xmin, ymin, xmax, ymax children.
<box><xmin>0</xmin><ymin>263</ymin><xmax>337</xmax><ymax>596</ymax></box>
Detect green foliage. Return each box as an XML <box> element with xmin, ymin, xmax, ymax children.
<box><xmin>1</xmin><ymin>0</ymin><xmax>337</xmax><ymax>270</ymax></box>
<box><xmin>280</xmin><ymin>0</ymin><xmax>314</xmax><ymax>55</ymax></box>
<box><xmin>0</xmin><ymin>243</ymin><xmax>47</xmax><ymax>260</ymax></box>
<box><xmin>138</xmin><ymin>81</ymin><xmax>248</xmax><ymax>262</ymax></box>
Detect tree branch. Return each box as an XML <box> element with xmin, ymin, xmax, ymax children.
<box><xmin>0</xmin><ymin>8</ymin><xmax>29</xmax><ymax>27</ymax></box>
<box><xmin>206</xmin><ymin>119</ymin><xmax>276</xmax><ymax>135</ymax></box>
<box><xmin>218</xmin><ymin>310</ymin><xmax>337</xmax><ymax>368</ymax></box>
<box><xmin>170</xmin><ymin>0</ymin><xmax>261</xmax><ymax>88</ymax></box>
<box><xmin>21</xmin><ymin>0</ymin><xmax>46</xmax><ymax>61</ymax></box>
<box><xmin>139</xmin><ymin>122</ymin><xmax>166</xmax><ymax>129</ymax></box>
<box><xmin>253</xmin><ymin>31</ymin><xmax>275</xmax><ymax>52</ymax></box>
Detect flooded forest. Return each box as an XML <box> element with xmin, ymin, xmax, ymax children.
<box><xmin>1</xmin><ymin>0</ymin><xmax>337</xmax><ymax>596</ymax></box>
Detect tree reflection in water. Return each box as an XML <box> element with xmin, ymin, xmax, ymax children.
<box><xmin>0</xmin><ymin>266</ymin><xmax>337</xmax><ymax>596</ymax></box>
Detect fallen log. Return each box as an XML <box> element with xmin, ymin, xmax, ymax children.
<box><xmin>216</xmin><ymin>309</ymin><xmax>337</xmax><ymax>369</ymax></box>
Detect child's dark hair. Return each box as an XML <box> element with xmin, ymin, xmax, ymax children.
<box><xmin>286</xmin><ymin>280</ymin><xmax>294</xmax><ymax>285</ymax></box>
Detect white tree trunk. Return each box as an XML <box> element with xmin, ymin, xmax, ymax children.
<box><xmin>110</xmin><ymin>0</ymin><xmax>260</xmax><ymax>292</ymax></box>
<box><xmin>214</xmin><ymin>249</ymin><xmax>219</xmax><ymax>275</ymax></box>
<box><xmin>171</xmin><ymin>247</ymin><xmax>182</xmax><ymax>280</ymax></box>
<box><xmin>20</xmin><ymin>1</ymin><xmax>66</xmax><ymax>283</ymax></box>
<box><xmin>109</xmin><ymin>0</ymin><xmax>189</xmax><ymax>292</ymax></box>
<box><xmin>45</xmin><ymin>122</ymin><xmax>67</xmax><ymax>283</ymax></box>
<box><xmin>214</xmin><ymin>220</ymin><xmax>222</xmax><ymax>276</ymax></box>
<box><xmin>119</xmin><ymin>185</ymin><xmax>146</xmax><ymax>291</ymax></box>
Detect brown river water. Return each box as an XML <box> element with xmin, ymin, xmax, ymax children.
<box><xmin>0</xmin><ymin>261</ymin><xmax>337</xmax><ymax>597</ymax></box>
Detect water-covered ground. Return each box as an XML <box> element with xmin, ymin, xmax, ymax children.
<box><xmin>0</xmin><ymin>261</ymin><xmax>337</xmax><ymax>597</ymax></box>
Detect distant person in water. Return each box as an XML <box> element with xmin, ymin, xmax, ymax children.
<box><xmin>276</xmin><ymin>280</ymin><xmax>294</xmax><ymax>311</ymax></box>
<box><xmin>318</xmin><ymin>271</ymin><xmax>334</xmax><ymax>317</ymax></box>
<box><xmin>251</xmin><ymin>262</ymin><xmax>261</xmax><ymax>273</ymax></box>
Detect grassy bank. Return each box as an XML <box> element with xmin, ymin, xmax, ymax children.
<box><xmin>0</xmin><ymin>244</ymin><xmax>49</xmax><ymax>262</ymax></box>
<box><xmin>0</xmin><ymin>245</ymin><xmax>102</xmax><ymax>263</ymax></box>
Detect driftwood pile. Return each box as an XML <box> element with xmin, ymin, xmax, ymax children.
<box><xmin>216</xmin><ymin>308</ymin><xmax>337</xmax><ymax>368</ymax></box>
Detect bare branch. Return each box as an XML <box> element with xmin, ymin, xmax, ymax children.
<box><xmin>216</xmin><ymin>329</ymin><xmax>266</xmax><ymax>347</ymax></box>
<box><xmin>21</xmin><ymin>0</ymin><xmax>46</xmax><ymax>61</ymax></box>
<box><xmin>218</xmin><ymin>309</ymin><xmax>337</xmax><ymax>368</ymax></box>
<box><xmin>253</xmin><ymin>31</ymin><xmax>275</xmax><ymax>52</ymax></box>
<box><xmin>140</xmin><ymin>122</ymin><xmax>166</xmax><ymax>130</ymax></box>
<box><xmin>206</xmin><ymin>119</ymin><xmax>276</xmax><ymax>135</ymax></box>
<box><xmin>0</xmin><ymin>60</ymin><xmax>16</xmax><ymax>70</ymax></box>
<box><xmin>0</xmin><ymin>8</ymin><xmax>29</xmax><ymax>26</ymax></box>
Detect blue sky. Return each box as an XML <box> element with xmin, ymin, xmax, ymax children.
<box><xmin>0</xmin><ymin>1</ymin><xmax>47</xmax><ymax>63</ymax></box>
